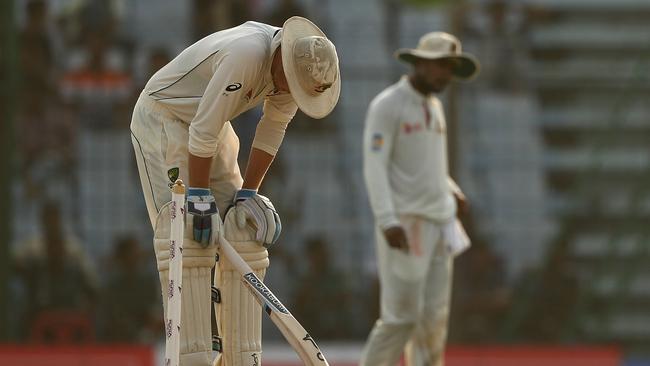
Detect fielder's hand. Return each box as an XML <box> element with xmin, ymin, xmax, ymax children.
<box><xmin>187</xmin><ymin>187</ymin><xmax>220</xmax><ymax>247</ymax></box>
<box><xmin>232</xmin><ymin>189</ymin><xmax>281</xmax><ymax>246</ymax></box>
<box><xmin>383</xmin><ymin>225</ymin><xmax>409</xmax><ymax>252</ymax></box>
<box><xmin>454</xmin><ymin>191</ymin><xmax>469</xmax><ymax>217</ymax></box>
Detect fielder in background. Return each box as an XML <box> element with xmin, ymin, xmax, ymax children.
<box><xmin>360</xmin><ymin>32</ymin><xmax>479</xmax><ymax>366</ymax></box>
<box><xmin>130</xmin><ymin>16</ymin><xmax>340</xmax><ymax>366</ymax></box>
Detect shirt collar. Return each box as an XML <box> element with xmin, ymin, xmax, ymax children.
<box><xmin>265</xmin><ymin>29</ymin><xmax>283</xmax><ymax>92</ymax></box>
<box><xmin>271</xmin><ymin>29</ymin><xmax>282</xmax><ymax>52</ymax></box>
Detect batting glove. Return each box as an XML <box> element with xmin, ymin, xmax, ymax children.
<box><xmin>187</xmin><ymin>187</ymin><xmax>220</xmax><ymax>247</ymax></box>
<box><xmin>233</xmin><ymin>189</ymin><xmax>281</xmax><ymax>246</ymax></box>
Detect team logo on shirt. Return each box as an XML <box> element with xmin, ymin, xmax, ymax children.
<box><xmin>402</xmin><ymin>122</ymin><xmax>424</xmax><ymax>134</ymax></box>
<box><xmin>167</xmin><ymin>167</ymin><xmax>179</xmax><ymax>188</ymax></box>
<box><xmin>371</xmin><ymin>133</ymin><xmax>384</xmax><ymax>151</ymax></box>
<box><xmin>167</xmin><ymin>167</ymin><xmax>179</xmax><ymax>182</ymax></box>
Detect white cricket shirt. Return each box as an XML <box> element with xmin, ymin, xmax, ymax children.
<box><xmin>144</xmin><ymin>21</ymin><xmax>297</xmax><ymax>157</ymax></box>
<box><xmin>363</xmin><ymin>76</ymin><xmax>457</xmax><ymax>228</ymax></box>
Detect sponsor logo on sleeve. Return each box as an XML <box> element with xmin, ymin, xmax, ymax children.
<box><xmin>225</xmin><ymin>82</ymin><xmax>242</xmax><ymax>92</ymax></box>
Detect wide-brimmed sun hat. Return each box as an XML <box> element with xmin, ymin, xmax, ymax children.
<box><xmin>395</xmin><ymin>31</ymin><xmax>479</xmax><ymax>80</ymax></box>
<box><xmin>281</xmin><ymin>16</ymin><xmax>341</xmax><ymax>119</ymax></box>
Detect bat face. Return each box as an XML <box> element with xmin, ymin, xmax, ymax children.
<box><xmin>241</xmin><ymin>271</ymin><xmax>329</xmax><ymax>365</ymax></box>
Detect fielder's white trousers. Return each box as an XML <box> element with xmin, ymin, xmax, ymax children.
<box><xmin>130</xmin><ymin>92</ymin><xmax>243</xmax><ymax>226</ymax></box>
<box><xmin>360</xmin><ymin>215</ymin><xmax>453</xmax><ymax>366</ymax></box>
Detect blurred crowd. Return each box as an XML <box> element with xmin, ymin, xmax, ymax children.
<box><xmin>7</xmin><ymin>0</ymin><xmax>580</xmax><ymax>349</ymax></box>
<box><xmin>8</xmin><ymin>0</ymin><xmax>363</xmax><ymax>345</ymax></box>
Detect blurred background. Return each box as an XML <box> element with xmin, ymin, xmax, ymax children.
<box><xmin>0</xmin><ymin>0</ymin><xmax>649</xmax><ymax>365</ymax></box>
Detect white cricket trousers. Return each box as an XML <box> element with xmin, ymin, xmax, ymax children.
<box><xmin>130</xmin><ymin>92</ymin><xmax>243</xmax><ymax>227</ymax></box>
<box><xmin>360</xmin><ymin>215</ymin><xmax>453</xmax><ymax>366</ymax></box>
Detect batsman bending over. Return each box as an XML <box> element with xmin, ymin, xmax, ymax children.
<box><xmin>130</xmin><ymin>17</ymin><xmax>340</xmax><ymax>366</ymax></box>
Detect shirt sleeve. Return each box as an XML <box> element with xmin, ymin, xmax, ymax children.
<box><xmin>363</xmin><ymin>96</ymin><xmax>400</xmax><ymax>228</ymax></box>
<box><xmin>188</xmin><ymin>47</ymin><xmax>263</xmax><ymax>158</ymax></box>
<box><xmin>251</xmin><ymin>93</ymin><xmax>297</xmax><ymax>155</ymax></box>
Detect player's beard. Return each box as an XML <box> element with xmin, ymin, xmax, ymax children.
<box><xmin>426</xmin><ymin>78</ymin><xmax>449</xmax><ymax>94</ymax></box>
<box><xmin>412</xmin><ymin>74</ymin><xmax>449</xmax><ymax>95</ymax></box>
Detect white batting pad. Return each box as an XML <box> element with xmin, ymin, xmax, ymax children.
<box><xmin>155</xmin><ymin>201</ymin><xmax>218</xmax><ymax>366</ymax></box>
<box><xmin>214</xmin><ymin>209</ymin><xmax>269</xmax><ymax>366</ymax></box>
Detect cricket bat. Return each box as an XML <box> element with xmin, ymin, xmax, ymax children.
<box><xmin>218</xmin><ymin>233</ymin><xmax>329</xmax><ymax>366</ymax></box>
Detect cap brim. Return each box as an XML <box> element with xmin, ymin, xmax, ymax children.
<box><xmin>395</xmin><ymin>49</ymin><xmax>480</xmax><ymax>80</ymax></box>
<box><xmin>281</xmin><ymin>16</ymin><xmax>341</xmax><ymax>119</ymax></box>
